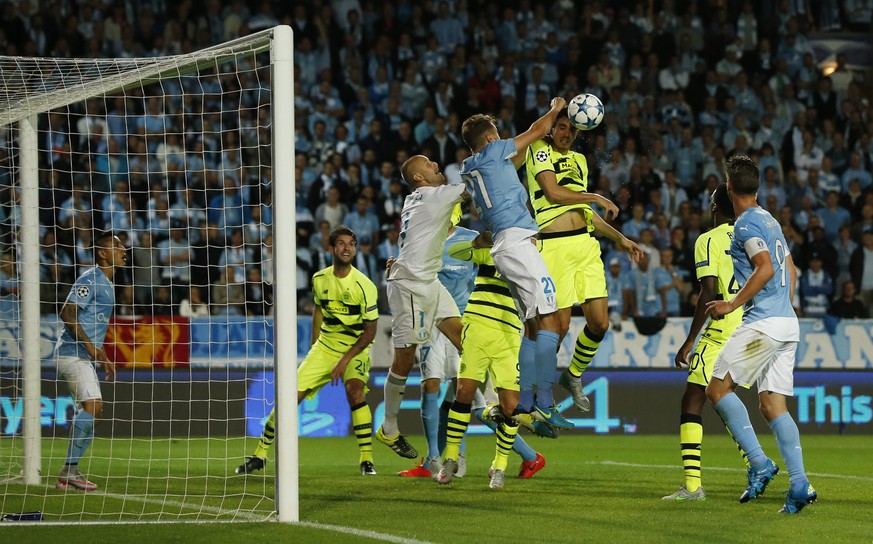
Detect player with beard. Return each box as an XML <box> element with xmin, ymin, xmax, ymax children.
<box><xmin>236</xmin><ymin>226</ymin><xmax>380</xmax><ymax>476</ymax></box>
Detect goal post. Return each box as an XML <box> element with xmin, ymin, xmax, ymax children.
<box><xmin>0</xmin><ymin>25</ymin><xmax>296</xmax><ymax>523</ymax></box>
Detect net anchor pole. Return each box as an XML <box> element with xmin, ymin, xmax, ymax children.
<box><xmin>19</xmin><ymin>115</ymin><xmax>41</xmax><ymax>486</ymax></box>
<box><xmin>271</xmin><ymin>24</ymin><xmax>298</xmax><ymax>524</ymax></box>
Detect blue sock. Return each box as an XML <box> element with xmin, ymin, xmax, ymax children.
<box><xmin>769</xmin><ymin>412</ymin><xmax>807</xmax><ymax>491</ymax></box>
<box><xmin>65</xmin><ymin>411</ymin><xmax>95</xmax><ymax>465</ymax></box>
<box><xmin>535</xmin><ymin>330</ymin><xmax>560</xmax><ymax>408</ymax></box>
<box><xmin>474</xmin><ymin>408</ymin><xmax>537</xmax><ymax>462</ymax></box>
<box><xmin>421</xmin><ymin>390</ymin><xmax>440</xmax><ymax>460</ymax></box>
<box><xmin>714</xmin><ymin>393</ymin><xmax>767</xmax><ymax>468</ymax></box>
<box><xmin>519</xmin><ymin>337</ymin><xmax>536</xmax><ymax>411</ymax></box>
<box><xmin>438</xmin><ymin>399</ymin><xmax>451</xmax><ymax>456</ymax></box>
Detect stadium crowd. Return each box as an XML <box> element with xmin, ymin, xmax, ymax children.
<box><xmin>0</xmin><ymin>0</ymin><xmax>871</xmax><ymax>322</ymax></box>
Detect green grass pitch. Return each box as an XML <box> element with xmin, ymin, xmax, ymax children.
<box><xmin>2</xmin><ymin>433</ymin><xmax>872</xmax><ymax>543</ymax></box>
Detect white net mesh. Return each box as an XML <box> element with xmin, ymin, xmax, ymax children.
<box><xmin>0</xmin><ymin>29</ymin><xmax>283</xmax><ymax>522</ymax></box>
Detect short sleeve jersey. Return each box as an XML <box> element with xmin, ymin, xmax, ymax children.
<box><xmin>694</xmin><ymin>223</ymin><xmax>743</xmax><ymax>345</ymax></box>
<box><xmin>525</xmin><ymin>138</ymin><xmax>593</xmax><ymax>230</ymax></box>
<box><xmin>460</xmin><ymin>139</ymin><xmax>537</xmax><ymax>236</ymax></box>
<box><xmin>312</xmin><ymin>265</ymin><xmax>379</xmax><ymax>354</ymax></box>
<box><xmin>390</xmin><ymin>183</ymin><xmax>465</xmax><ymax>282</ymax></box>
<box><xmin>439</xmin><ymin>226</ymin><xmax>479</xmax><ymax>314</ymax></box>
<box><xmin>731</xmin><ymin>206</ymin><xmax>799</xmax><ymax>341</ymax></box>
<box><xmin>56</xmin><ymin>267</ymin><xmax>115</xmax><ymax>359</ymax></box>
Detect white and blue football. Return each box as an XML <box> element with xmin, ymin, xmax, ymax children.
<box><xmin>567</xmin><ymin>93</ymin><xmax>605</xmax><ymax>131</ymax></box>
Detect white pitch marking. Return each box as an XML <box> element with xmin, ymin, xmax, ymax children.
<box><xmin>589</xmin><ymin>460</ymin><xmax>873</xmax><ymax>482</ymax></box>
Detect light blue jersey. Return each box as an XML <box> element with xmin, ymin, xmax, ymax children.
<box><xmin>438</xmin><ymin>226</ymin><xmax>478</xmax><ymax>313</ymax></box>
<box><xmin>460</xmin><ymin>139</ymin><xmax>537</xmax><ymax>236</ymax></box>
<box><xmin>731</xmin><ymin>206</ymin><xmax>799</xmax><ymax>341</ymax></box>
<box><xmin>56</xmin><ymin>267</ymin><xmax>115</xmax><ymax>359</ymax></box>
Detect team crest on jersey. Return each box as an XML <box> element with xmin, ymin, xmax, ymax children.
<box><xmin>76</xmin><ymin>286</ymin><xmax>90</xmax><ymax>298</ymax></box>
<box><xmin>342</xmin><ymin>290</ymin><xmax>351</xmax><ymax>302</ymax></box>
<box><xmin>535</xmin><ymin>150</ymin><xmax>549</xmax><ymax>163</ymax></box>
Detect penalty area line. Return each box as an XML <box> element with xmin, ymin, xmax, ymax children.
<box><xmin>588</xmin><ymin>460</ymin><xmax>873</xmax><ymax>482</ymax></box>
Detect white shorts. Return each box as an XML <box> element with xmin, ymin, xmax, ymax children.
<box><xmin>57</xmin><ymin>356</ymin><xmax>102</xmax><ymax>408</ymax></box>
<box><xmin>491</xmin><ymin>236</ymin><xmax>558</xmax><ymax>322</ymax></box>
<box><xmin>388</xmin><ymin>278</ymin><xmax>460</xmax><ymax>348</ymax></box>
<box><xmin>418</xmin><ymin>329</ymin><xmax>459</xmax><ymax>382</ymax></box>
<box><xmin>711</xmin><ymin>325</ymin><xmax>796</xmax><ymax>396</ymax></box>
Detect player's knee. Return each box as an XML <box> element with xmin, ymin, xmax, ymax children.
<box><xmin>345</xmin><ymin>380</ymin><xmax>366</xmax><ymax>405</ymax></box>
<box><xmin>85</xmin><ymin>400</ymin><xmax>103</xmax><ymax>420</ymax></box>
<box><xmin>587</xmin><ymin>316</ymin><xmax>609</xmax><ymax>337</ymax></box>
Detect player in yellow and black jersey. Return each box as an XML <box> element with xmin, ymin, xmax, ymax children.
<box><xmin>522</xmin><ymin>108</ymin><xmax>643</xmax><ymax>427</ymax></box>
<box><xmin>663</xmin><ymin>183</ymin><xmax>747</xmax><ymax>501</ymax></box>
<box><xmin>236</xmin><ymin>226</ymin><xmax>380</xmax><ymax>477</ymax></box>
<box><xmin>434</xmin><ymin>231</ymin><xmax>526</xmax><ymax>488</ymax></box>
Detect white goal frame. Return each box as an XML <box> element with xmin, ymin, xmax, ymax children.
<box><xmin>1</xmin><ymin>24</ymin><xmax>298</xmax><ymax>524</ymax></box>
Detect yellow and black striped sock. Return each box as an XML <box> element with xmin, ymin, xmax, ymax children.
<box><xmin>253</xmin><ymin>408</ymin><xmax>276</xmax><ymax>459</ymax></box>
<box><xmin>351</xmin><ymin>402</ymin><xmax>373</xmax><ymax>464</ymax></box>
<box><xmin>444</xmin><ymin>402</ymin><xmax>471</xmax><ymax>461</ymax></box>
<box><xmin>493</xmin><ymin>419</ymin><xmax>519</xmax><ymax>472</ymax></box>
<box><xmin>680</xmin><ymin>413</ymin><xmax>703</xmax><ymax>492</ymax></box>
<box><xmin>569</xmin><ymin>325</ymin><xmax>604</xmax><ymax>378</ymax></box>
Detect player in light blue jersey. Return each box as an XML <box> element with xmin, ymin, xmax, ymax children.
<box><xmin>55</xmin><ymin>233</ymin><xmax>126</xmax><ymax>492</ymax></box>
<box><xmin>460</xmin><ymin>98</ymin><xmax>574</xmax><ymax>432</ymax></box>
<box><xmin>705</xmin><ymin>155</ymin><xmax>816</xmax><ymax>514</ymax></box>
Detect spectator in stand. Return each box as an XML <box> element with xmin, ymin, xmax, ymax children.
<box><xmin>212</xmin><ymin>264</ymin><xmax>246</xmax><ymax>316</ymax></box>
<box><xmin>841</xmin><ymin>151</ymin><xmax>872</xmax><ymax>191</ymax></box>
<box><xmin>850</xmin><ymin>231</ymin><xmax>873</xmax><ymax>309</ymax></box>
<box><xmin>314</xmin><ymin>186</ymin><xmax>348</xmax><ymax>231</ymax></box>
<box><xmin>157</xmin><ymin>225</ymin><xmax>193</xmax><ymax>303</ymax></box>
<box><xmin>623</xmin><ymin>257</ymin><xmax>665</xmax><ymax>318</ymax></box>
<box><xmin>655</xmin><ymin>248</ymin><xmax>686</xmax><ymax>317</ymax></box>
<box><xmin>244</xmin><ymin>266</ymin><xmax>272</xmax><ymax>316</ymax></box>
<box><xmin>799</xmin><ymin>253</ymin><xmax>834</xmax><ymax>318</ymax></box>
<box><xmin>829</xmin><ymin>281</ymin><xmax>868</xmax><ymax>319</ymax></box>
<box><xmin>817</xmin><ymin>191</ymin><xmax>852</xmax><ymax>244</ymax></box>
<box><xmin>342</xmin><ymin>193</ymin><xmax>380</xmax><ymax>250</ymax></box>
<box><xmin>622</xmin><ymin>203</ymin><xmax>652</xmax><ymax>241</ymax></box>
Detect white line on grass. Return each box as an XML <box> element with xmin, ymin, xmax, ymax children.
<box><xmin>589</xmin><ymin>460</ymin><xmax>873</xmax><ymax>482</ymax></box>
<box><xmin>37</xmin><ymin>485</ymin><xmax>436</xmax><ymax>543</ymax></box>
<box><xmin>297</xmin><ymin>521</ymin><xmax>436</xmax><ymax>544</ymax></box>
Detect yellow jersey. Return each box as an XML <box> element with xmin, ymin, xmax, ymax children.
<box><xmin>525</xmin><ymin>138</ymin><xmax>594</xmax><ymax>230</ymax></box>
<box><xmin>694</xmin><ymin>223</ymin><xmax>743</xmax><ymax>345</ymax></box>
<box><xmin>448</xmin><ymin>241</ymin><xmax>521</xmax><ymax>333</ymax></box>
<box><xmin>311</xmin><ymin>265</ymin><xmax>379</xmax><ymax>354</ymax></box>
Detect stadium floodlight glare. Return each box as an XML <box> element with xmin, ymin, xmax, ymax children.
<box><xmin>0</xmin><ymin>25</ymin><xmax>296</xmax><ymax>523</ymax></box>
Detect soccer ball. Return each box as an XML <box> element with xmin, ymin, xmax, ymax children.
<box><xmin>567</xmin><ymin>93</ymin><xmax>605</xmax><ymax>131</ymax></box>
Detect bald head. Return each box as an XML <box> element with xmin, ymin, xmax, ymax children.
<box><xmin>401</xmin><ymin>155</ymin><xmax>445</xmax><ymax>189</ymax></box>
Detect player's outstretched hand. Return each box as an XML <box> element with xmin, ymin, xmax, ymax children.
<box><xmin>705</xmin><ymin>300</ymin><xmax>732</xmax><ymax>320</ymax></box>
<box><xmin>619</xmin><ymin>237</ymin><xmax>645</xmax><ymax>264</ymax></box>
<box><xmin>551</xmin><ymin>96</ymin><xmax>567</xmax><ymax>110</ymax></box>
<box><xmin>598</xmin><ymin>196</ymin><xmax>620</xmax><ymax>221</ymax></box>
<box><xmin>674</xmin><ymin>340</ymin><xmax>693</xmax><ymax>369</ymax></box>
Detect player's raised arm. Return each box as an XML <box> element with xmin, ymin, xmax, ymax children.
<box><xmin>511</xmin><ymin>97</ymin><xmax>566</xmax><ymax>168</ymax></box>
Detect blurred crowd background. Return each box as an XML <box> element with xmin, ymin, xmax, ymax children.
<box><xmin>0</xmin><ymin>0</ymin><xmax>871</xmax><ymax>322</ymax></box>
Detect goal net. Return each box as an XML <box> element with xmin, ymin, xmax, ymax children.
<box><xmin>0</xmin><ymin>26</ymin><xmax>297</xmax><ymax>523</ymax></box>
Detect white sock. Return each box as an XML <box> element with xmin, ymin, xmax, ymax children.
<box><xmin>381</xmin><ymin>371</ymin><xmax>408</xmax><ymax>436</ymax></box>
